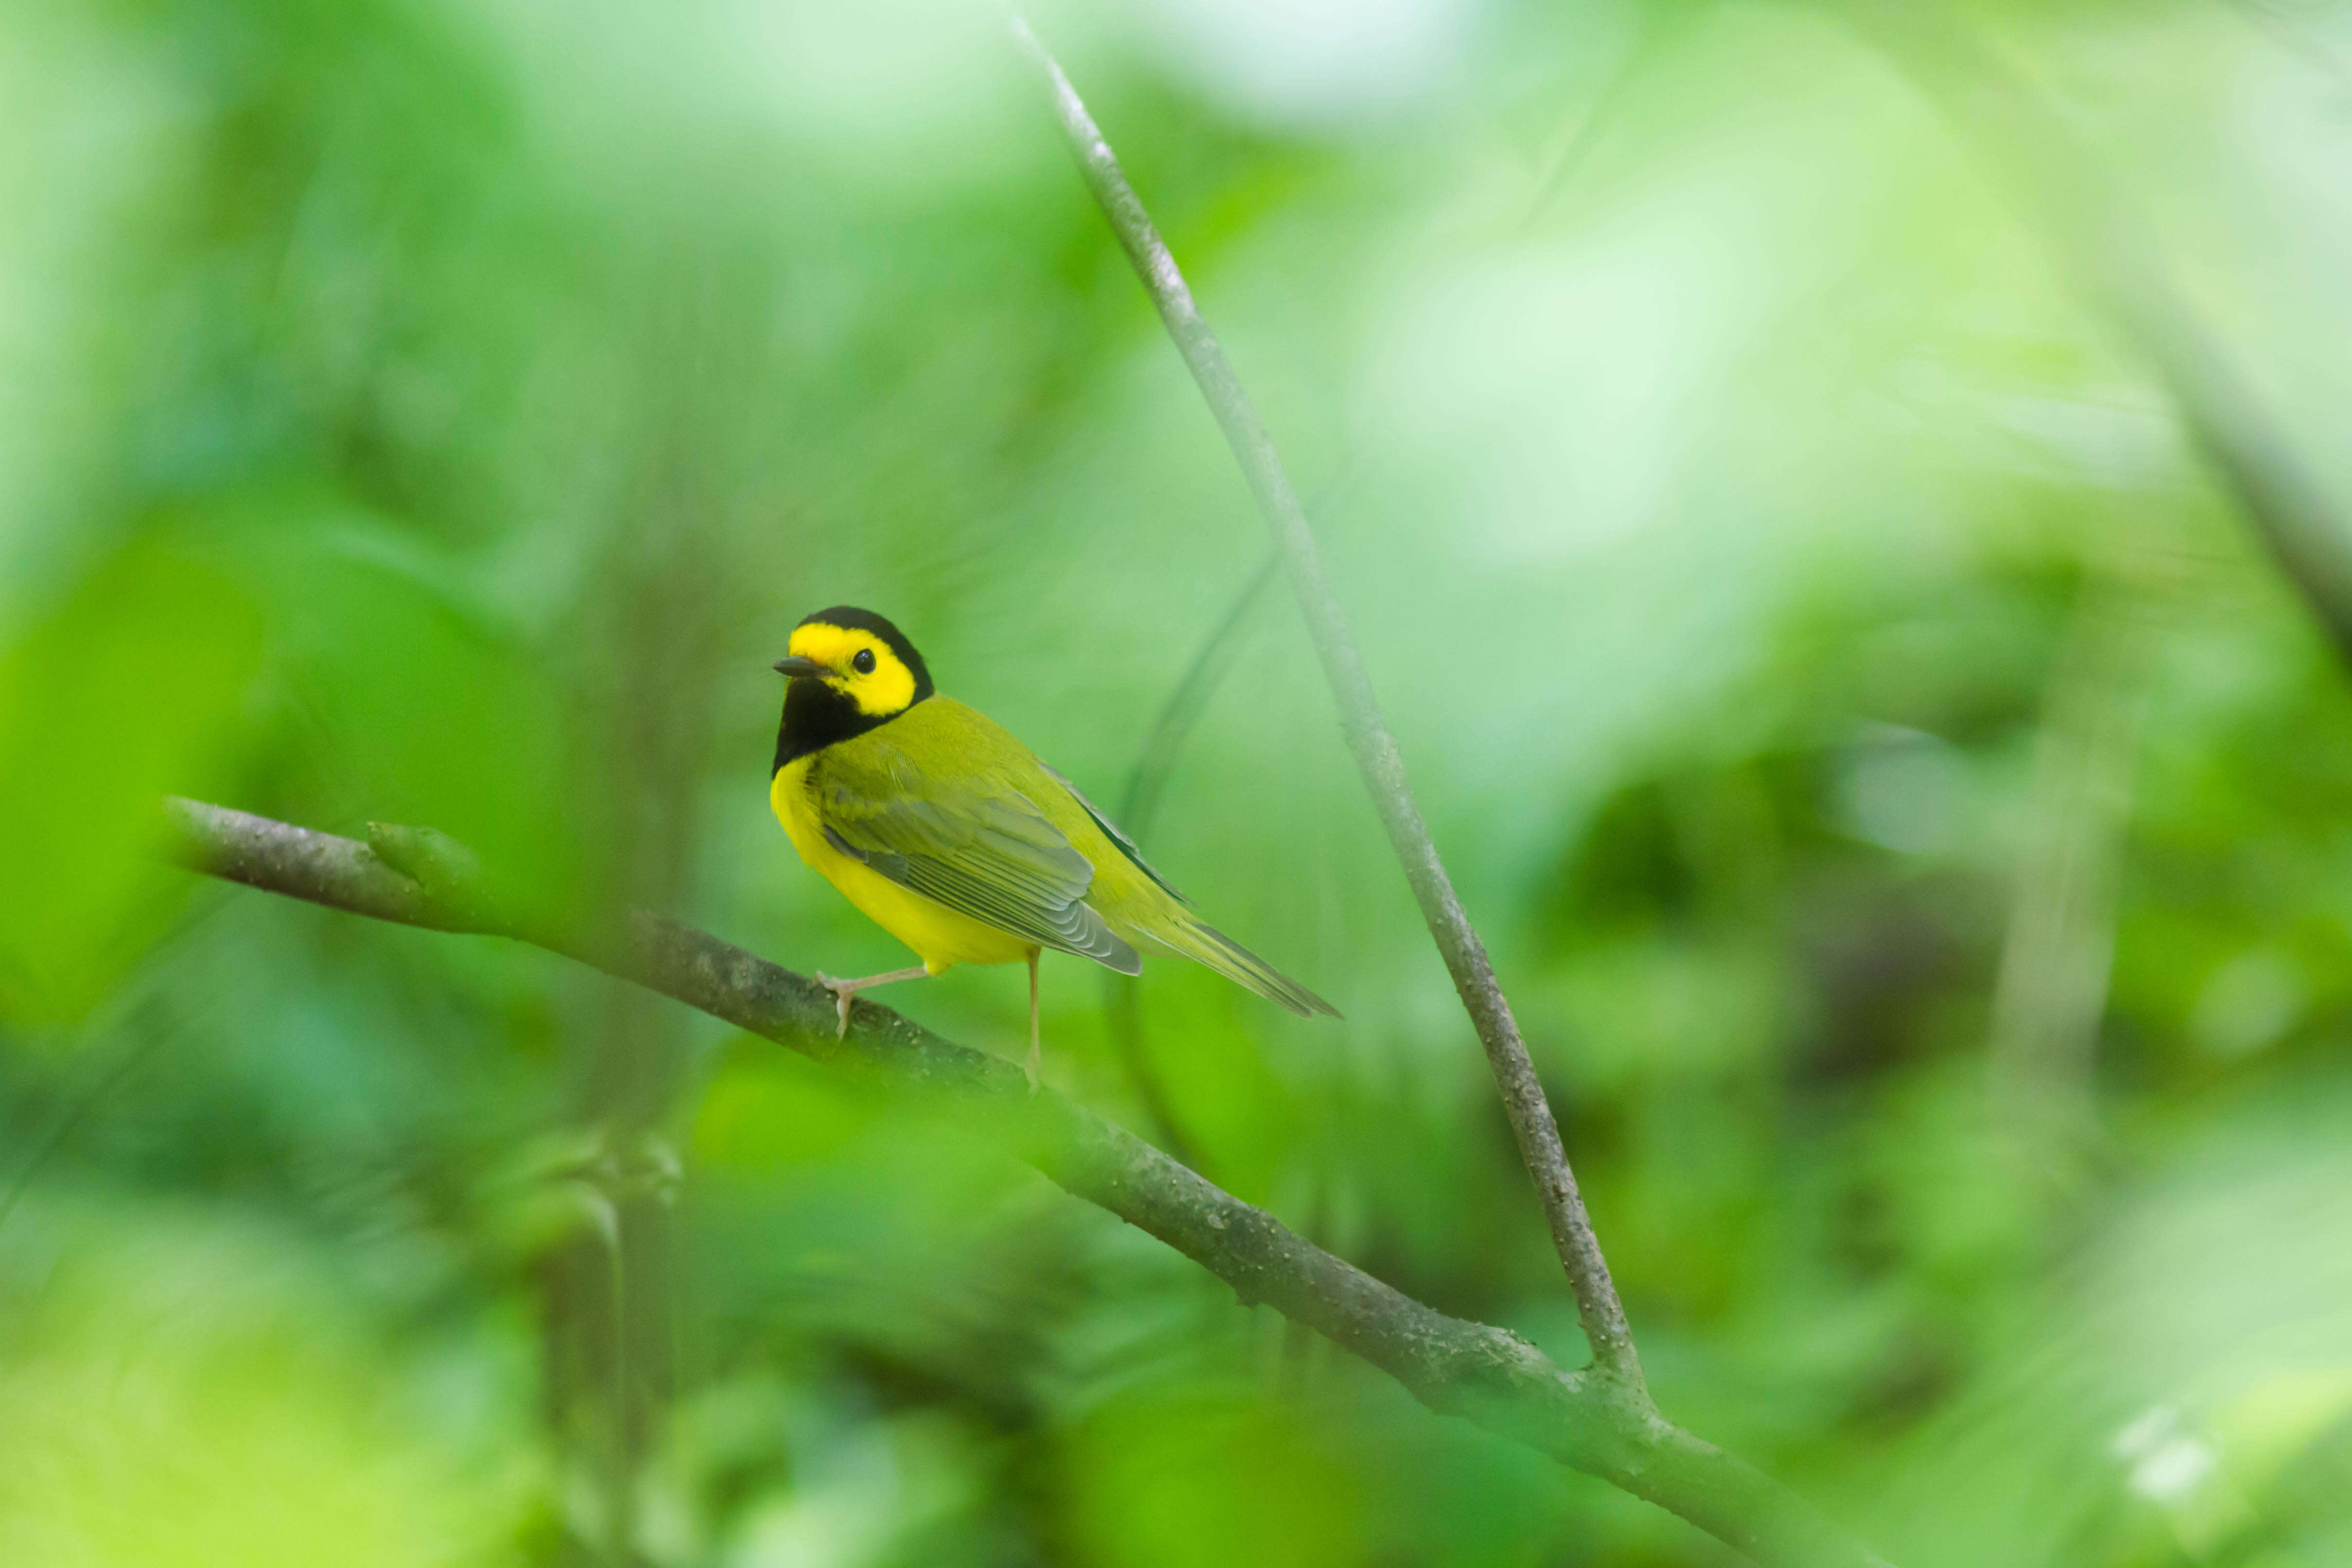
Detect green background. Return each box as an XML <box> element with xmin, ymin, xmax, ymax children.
<box><xmin>6</xmin><ymin>0</ymin><xmax>2352</xmax><ymax>1563</ymax></box>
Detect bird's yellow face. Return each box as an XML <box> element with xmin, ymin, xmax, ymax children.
<box><xmin>772</xmin><ymin>605</ymin><xmax>935</xmax><ymax>773</ymax></box>
<box><xmin>783</xmin><ymin>621</ymin><xmax>919</xmax><ymax>718</ymax></box>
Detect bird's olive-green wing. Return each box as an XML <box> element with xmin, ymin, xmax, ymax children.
<box><xmin>808</xmin><ymin>733</ymin><xmax>1141</xmax><ymax>973</ymax></box>
<box><xmin>1039</xmin><ymin>763</ymin><xmax>1188</xmax><ymax>906</ymax></box>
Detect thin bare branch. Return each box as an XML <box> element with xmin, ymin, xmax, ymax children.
<box><xmin>163</xmin><ymin>794</ymin><xmax>1890</xmax><ymax>1568</ymax></box>
<box><xmin>1517</xmin><ymin>4</ymin><xmax>1708</xmax><ymax>236</ymax></box>
<box><xmin>1102</xmin><ymin>548</ymin><xmax>1278</xmax><ymax>1168</ymax></box>
<box><xmin>1822</xmin><ymin>0</ymin><xmax>2352</xmax><ymax>663</ymax></box>
<box><xmin>1009</xmin><ymin>19</ymin><xmax>1640</xmax><ymax>1386</ymax></box>
<box><xmin>2228</xmin><ymin>0</ymin><xmax>2352</xmax><ymax>106</ymax></box>
<box><xmin>1117</xmin><ymin>550</ymin><xmax>1284</xmax><ymax>843</ymax></box>
<box><xmin>1985</xmin><ymin>557</ymin><xmax>2165</xmax><ymax>1190</ymax></box>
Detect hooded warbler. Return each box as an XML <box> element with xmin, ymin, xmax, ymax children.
<box><xmin>770</xmin><ymin>606</ymin><xmax>1337</xmax><ymax>1084</ymax></box>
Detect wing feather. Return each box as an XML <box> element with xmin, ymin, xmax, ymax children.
<box><xmin>810</xmin><ymin>739</ymin><xmax>1140</xmax><ymax>973</ymax></box>
<box><xmin>1039</xmin><ymin>764</ymin><xmax>1188</xmax><ymax>906</ymax></box>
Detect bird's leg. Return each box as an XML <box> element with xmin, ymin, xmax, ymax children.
<box><xmin>810</xmin><ymin>965</ymin><xmax>931</xmax><ymax>1038</ymax></box>
<box><xmin>1025</xmin><ymin>949</ymin><xmax>1042</xmax><ymax>1094</ymax></box>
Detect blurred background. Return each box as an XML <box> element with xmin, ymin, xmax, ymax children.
<box><xmin>7</xmin><ymin>0</ymin><xmax>2352</xmax><ymax>1563</ymax></box>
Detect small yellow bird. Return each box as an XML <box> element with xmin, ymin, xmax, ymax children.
<box><xmin>769</xmin><ymin>606</ymin><xmax>1337</xmax><ymax>1083</ymax></box>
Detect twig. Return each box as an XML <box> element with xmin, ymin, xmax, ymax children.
<box><xmin>1517</xmin><ymin>4</ymin><xmax>1703</xmax><ymax>236</ymax></box>
<box><xmin>1010</xmin><ymin>19</ymin><xmax>1641</xmax><ymax>1388</ymax></box>
<box><xmin>0</xmin><ymin>1033</ymin><xmax>163</xmax><ymax>1240</ymax></box>
<box><xmin>1117</xmin><ymin>550</ymin><xmax>1284</xmax><ymax>842</ymax></box>
<box><xmin>1821</xmin><ymin>0</ymin><xmax>2352</xmax><ymax>663</ymax></box>
<box><xmin>1102</xmin><ymin>549</ymin><xmax>1281</xmax><ymax>1165</ymax></box>
<box><xmin>1108</xmin><ymin>484</ymin><xmax>1361</xmax><ymax>1162</ymax></box>
<box><xmin>1985</xmin><ymin>564</ymin><xmax>2157</xmax><ymax>1154</ymax></box>
<box><xmin>162</xmin><ymin>794</ymin><xmax>1890</xmax><ymax>1568</ymax></box>
<box><xmin>2229</xmin><ymin>0</ymin><xmax>2352</xmax><ymax>106</ymax></box>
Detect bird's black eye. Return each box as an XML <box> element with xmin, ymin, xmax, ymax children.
<box><xmin>852</xmin><ymin>648</ymin><xmax>876</xmax><ymax>675</ymax></box>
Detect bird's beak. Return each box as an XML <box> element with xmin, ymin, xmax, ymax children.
<box><xmin>772</xmin><ymin>655</ymin><xmax>828</xmax><ymax>680</ymax></box>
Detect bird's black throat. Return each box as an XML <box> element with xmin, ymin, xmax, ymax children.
<box><xmin>773</xmin><ymin>678</ymin><xmax>920</xmax><ymax>775</ymax></box>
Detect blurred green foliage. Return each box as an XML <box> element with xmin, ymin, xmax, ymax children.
<box><xmin>7</xmin><ymin>0</ymin><xmax>2352</xmax><ymax>1564</ymax></box>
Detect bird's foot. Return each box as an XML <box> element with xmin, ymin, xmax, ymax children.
<box><xmin>812</xmin><ymin>972</ymin><xmax>856</xmax><ymax>1039</ymax></box>
<box><xmin>1024</xmin><ymin>1036</ymin><xmax>1041</xmax><ymax>1096</ymax></box>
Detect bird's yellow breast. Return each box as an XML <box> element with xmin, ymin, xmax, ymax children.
<box><xmin>770</xmin><ymin>755</ymin><xmax>1035</xmax><ymax>971</ymax></box>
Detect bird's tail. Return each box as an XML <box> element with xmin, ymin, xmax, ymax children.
<box><xmin>1138</xmin><ymin>915</ymin><xmax>1341</xmax><ymax>1019</ymax></box>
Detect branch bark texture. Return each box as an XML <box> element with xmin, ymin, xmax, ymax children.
<box><xmin>1010</xmin><ymin>17</ymin><xmax>1642</xmax><ymax>1390</ymax></box>
<box><xmin>163</xmin><ymin>794</ymin><xmax>1887</xmax><ymax>1568</ymax></box>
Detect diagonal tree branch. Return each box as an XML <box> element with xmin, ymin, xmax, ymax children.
<box><xmin>162</xmin><ymin>794</ymin><xmax>1890</xmax><ymax>1568</ymax></box>
<box><xmin>1009</xmin><ymin>21</ymin><xmax>1643</xmax><ymax>1388</ymax></box>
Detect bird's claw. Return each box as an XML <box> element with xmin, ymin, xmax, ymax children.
<box><xmin>812</xmin><ymin>972</ymin><xmax>855</xmax><ymax>1039</ymax></box>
